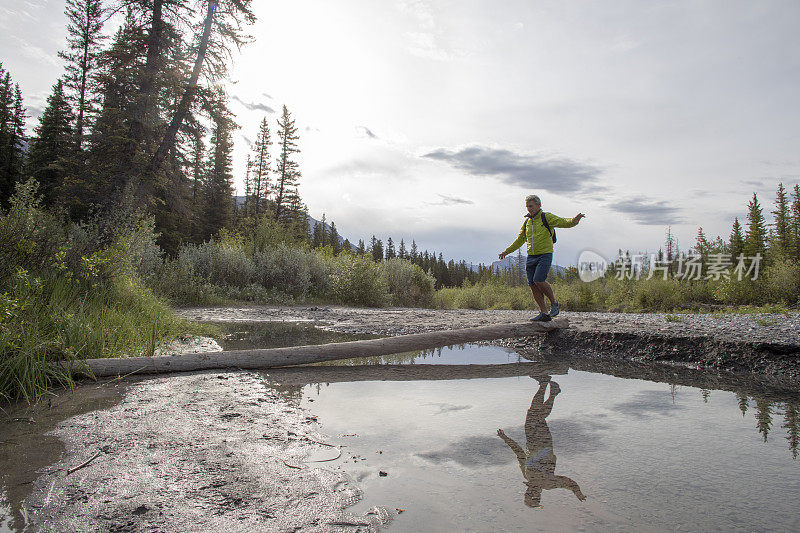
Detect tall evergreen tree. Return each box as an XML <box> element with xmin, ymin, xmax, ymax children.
<box><xmin>26</xmin><ymin>79</ymin><xmax>77</xmax><ymax>206</ymax></box>
<box><xmin>250</xmin><ymin>117</ymin><xmax>272</xmax><ymax>215</ymax></box>
<box><xmin>385</xmin><ymin>237</ymin><xmax>396</xmax><ymax>259</ymax></box>
<box><xmin>729</xmin><ymin>217</ymin><xmax>745</xmax><ymax>260</ymax></box>
<box><xmin>58</xmin><ymin>0</ymin><xmax>105</xmax><ymax>149</ymax></box>
<box><xmin>284</xmin><ymin>187</ymin><xmax>308</xmax><ymax>241</ymax></box>
<box><xmin>187</xmin><ymin>125</ymin><xmax>206</xmax><ymax>238</ymax></box>
<box><xmin>356</xmin><ymin>239</ymin><xmax>366</xmax><ymax>255</ymax></box>
<box><xmin>274</xmin><ymin>105</ymin><xmax>300</xmax><ymax>221</ymax></box>
<box><xmin>370</xmin><ymin>235</ymin><xmax>383</xmax><ymax>262</ymax></box>
<box><xmin>88</xmin><ymin>16</ymin><xmax>149</xmax><ymax>204</ymax></box>
<box><xmin>242</xmin><ymin>154</ymin><xmax>253</xmax><ymax>217</ymax></box>
<box><xmin>695</xmin><ymin>227</ymin><xmax>710</xmax><ymax>260</ymax></box>
<box><xmin>143</xmin><ymin>0</ymin><xmax>256</xmax><ymax>177</ymax></box>
<box><xmin>312</xmin><ymin>222</ymin><xmax>322</xmax><ymax>247</ymax></box>
<box><xmin>744</xmin><ymin>193</ymin><xmax>767</xmax><ymax>258</ymax></box>
<box><xmin>0</xmin><ymin>65</ymin><xmax>26</xmax><ymax>206</ymax></box>
<box><xmin>790</xmin><ymin>184</ymin><xmax>800</xmax><ymax>260</ymax></box>
<box><xmin>410</xmin><ymin>240</ymin><xmax>418</xmax><ymax>262</ymax></box>
<box><xmin>201</xmin><ymin>102</ymin><xmax>236</xmax><ymax>238</ymax></box>
<box><xmin>398</xmin><ymin>239</ymin><xmax>407</xmax><ymax>259</ymax></box>
<box><xmin>771</xmin><ymin>183</ymin><xmax>792</xmax><ymax>258</ymax></box>
<box><xmin>329</xmin><ymin>222</ymin><xmax>341</xmax><ymax>254</ymax></box>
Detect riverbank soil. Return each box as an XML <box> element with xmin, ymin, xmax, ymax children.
<box><xmin>18</xmin><ymin>372</ymin><xmax>388</xmax><ymax>532</ymax></box>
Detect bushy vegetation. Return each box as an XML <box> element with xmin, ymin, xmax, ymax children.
<box><xmin>149</xmin><ymin>232</ymin><xmax>436</xmax><ymax>309</ymax></box>
<box><xmin>435</xmin><ymin>269</ymin><xmax>798</xmax><ymax>313</ymax></box>
<box><xmin>0</xmin><ymin>181</ymin><xmax>192</xmax><ymax>403</ymax></box>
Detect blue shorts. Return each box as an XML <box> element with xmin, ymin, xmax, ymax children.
<box><xmin>526</xmin><ymin>253</ymin><xmax>553</xmax><ymax>284</ymax></box>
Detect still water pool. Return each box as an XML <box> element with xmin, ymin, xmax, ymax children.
<box><xmin>291</xmin><ymin>344</ymin><xmax>800</xmax><ymax>532</ymax></box>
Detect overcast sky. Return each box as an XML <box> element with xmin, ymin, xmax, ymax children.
<box><xmin>3</xmin><ymin>0</ymin><xmax>799</xmax><ymax>266</ymax></box>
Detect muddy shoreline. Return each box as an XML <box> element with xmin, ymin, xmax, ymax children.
<box><xmin>6</xmin><ymin>305</ymin><xmax>800</xmax><ymax>531</ymax></box>
<box><xmin>181</xmin><ymin>306</ymin><xmax>800</xmax><ymax>382</ymax></box>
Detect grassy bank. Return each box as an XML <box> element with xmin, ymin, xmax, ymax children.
<box><xmin>433</xmin><ymin>267</ymin><xmax>800</xmax><ymax>313</ymax></box>
<box><xmin>0</xmin><ymin>182</ymin><xmax>195</xmax><ymax>403</ymax></box>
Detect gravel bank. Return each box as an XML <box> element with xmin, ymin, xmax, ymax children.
<box><xmin>180</xmin><ymin>306</ymin><xmax>800</xmax><ymax>380</ymax></box>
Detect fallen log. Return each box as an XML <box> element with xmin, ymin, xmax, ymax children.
<box><xmin>78</xmin><ymin>318</ymin><xmax>568</xmax><ymax>378</ymax></box>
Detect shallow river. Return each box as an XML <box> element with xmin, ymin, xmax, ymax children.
<box><xmin>2</xmin><ymin>328</ymin><xmax>799</xmax><ymax>532</ymax></box>
<box><xmin>297</xmin><ymin>345</ymin><xmax>800</xmax><ymax>532</ymax></box>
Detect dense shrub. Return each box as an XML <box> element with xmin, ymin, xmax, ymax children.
<box><xmin>762</xmin><ymin>259</ymin><xmax>800</xmax><ymax>305</ymax></box>
<box><xmin>329</xmin><ymin>253</ymin><xmax>389</xmax><ymax>307</ymax></box>
<box><xmin>253</xmin><ymin>244</ymin><xmax>313</xmax><ymax>295</ymax></box>
<box><xmin>381</xmin><ymin>258</ymin><xmax>435</xmax><ymax>307</ymax></box>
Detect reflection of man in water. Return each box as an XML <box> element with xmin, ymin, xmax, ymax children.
<box><xmin>497</xmin><ymin>377</ymin><xmax>586</xmax><ymax>507</ymax></box>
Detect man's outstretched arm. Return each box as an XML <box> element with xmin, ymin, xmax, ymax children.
<box><xmin>497</xmin><ymin>429</ymin><xmax>526</xmax><ymax>464</ymax></box>
<box><xmin>499</xmin><ymin>223</ymin><xmax>527</xmax><ymax>260</ymax></box>
<box><xmin>547</xmin><ymin>212</ymin><xmax>585</xmax><ymax>228</ymax></box>
<box><xmin>553</xmin><ymin>475</ymin><xmax>587</xmax><ymax>501</ymax></box>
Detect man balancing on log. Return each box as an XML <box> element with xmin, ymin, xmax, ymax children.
<box><xmin>499</xmin><ymin>194</ymin><xmax>585</xmax><ymax>322</ymax></box>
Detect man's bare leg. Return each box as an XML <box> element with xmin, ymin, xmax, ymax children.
<box><xmin>529</xmin><ymin>284</ymin><xmax>548</xmax><ymax>313</ymax></box>
<box><xmin>534</xmin><ymin>281</ymin><xmax>557</xmax><ymax>305</ymax></box>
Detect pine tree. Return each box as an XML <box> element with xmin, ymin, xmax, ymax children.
<box><xmin>729</xmin><ymin>217</ymin><xmax>745</xmax><ymax>260</ymax></box>
<box><xmin>410</xmin><ymin>240</ymin><xmax>418</xmax><ymax>262</ymax></box>
<box><xmin>250</xmin><ymin>117</ymin><xmax>272</xmax><ymax>215</ymax></box>
<box><xmin>312</xmin><ymin>222</ymin><xmax>322</xmax><ymax>247</ymax></box>
<box><xmin>58</xmin><ymin>0</ymin><xmax>105</xmax><ymax>149</ymax></box>
<box><xmin>356</xmin><ymin>239</ymin><xmax>366</xmax><ymax>255</ymax></box>
<box><xmin>88</xmin><ymin>16</ymin><xmax>150</xmax><ymax>205</ymax></box>
<box><xmin>144</xmin><ymin>0</ymin><xmax>256</xmax><ymax>176</ymax></box>
<box><xmin>0</xmin><ymin>66</ymin><xmax>26</xmax><ymax>206</ymax></box>
<box><xmin>274</xmin><ymin>105</ymin><xmax>300</xmax><ymax>221</ymax></box>
<box><xmin>26</xmin><ymin>79</ymin><xmax>78</xmax><ymax>206</ymax></box>
<box><xmin>695</xmin><ymin>227</ymin><xmax>710</xmax><ymax>261</ymax></box>
<box><xmin>790</xmin><ymin>184</ymin><xmax>800</xmax><ymax>261</ymax></box>
<box><xmin>744</xmin><ymin>193</ymin><xmax>767</xmax><ymax>258</ymax></box>
<box><xmin>662</xmin><ymin>226</ymin><xmax>675</xmax><ymax>276</ymax></box>
<box><xmin>201</xmin><ymin>104</ymin><xmax>236</xmax><ymax>238</ymax></box>
<box><xmin>188</xmin><ymin>126</ymin><xmax>206</xmax><ymax>239</ymax></box>
<box><xmin>242</xmin><ymin>154</ymin><xmax>253</xmax><ymax>217</ymax></box>
<box><xmin>284</xmin><ymin>187</ymin><xmax>308</xmax><ymax>241</ymax></box>
<box><xmin>398</xmin><ymin>239</ymin><xmax>407</xmax><ymax>259</ymax></box>
<box><xmin>329</xmin><ymin>221</ymin><xmax>341</xmax><ymax>254</ymax></box>
<box><xmin>370</xmin><ymin>236</ymin><xmax>383</xmax><ymax>262</ymax></box>
<box><xmin>386</xmin><ymin>237</ymin><xmax>396</xmax><ymax>259</ymax></box>
<box><xmin>771</xmin><ymin>183</ymin><xmax>792</xmax><ymax>258</ymax></box>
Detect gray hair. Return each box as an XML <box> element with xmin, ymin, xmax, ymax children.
<box><xmin>525</xmin><ymin>194</ymin><xmax>541</xmax><ymax>205</ymax></box>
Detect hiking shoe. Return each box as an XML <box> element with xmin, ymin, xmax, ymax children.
<box><xmin>530</xmin><ymin>312</ymin><xmax>552</xmax><ymax>322</ymax></box>
<box><xmin>549</xmin><ymin>301</ymin><xmax>560</xmax><ymax>317</ymax></box>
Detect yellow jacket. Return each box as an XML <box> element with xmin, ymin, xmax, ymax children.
<box><xmin>504</xmin><ymin>211</ymin><xmax>577</xmax><ymax>256</ymax></box>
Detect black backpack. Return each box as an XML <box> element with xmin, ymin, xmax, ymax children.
<box><xmin>524</xmin><ymin>212</ymin><xmax>556</xmax><ymax>243</ymax></box>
